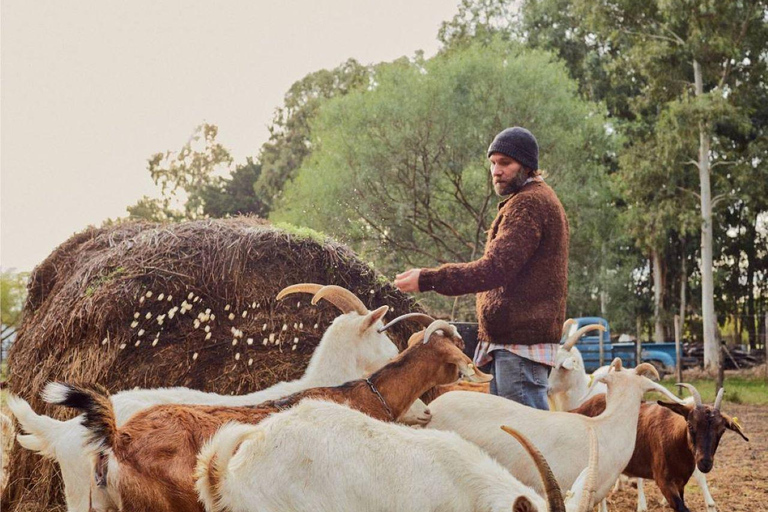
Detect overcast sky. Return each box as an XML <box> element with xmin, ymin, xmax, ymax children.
<box><xmin>1</xmin><ymin>0</ymin><xmax>459</xmax><ymax>272</ymax></box>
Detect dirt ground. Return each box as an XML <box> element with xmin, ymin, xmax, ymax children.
<box><xmin>605</xmin><ymin>403</ymin><xmax>768</xmax><ymax>512</ymax></box>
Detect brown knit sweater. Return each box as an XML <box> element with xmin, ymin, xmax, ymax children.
<box><xmin>418</xmin><ymin>180</ymin><xmax>569</xmax><ymax>346</ymax></box>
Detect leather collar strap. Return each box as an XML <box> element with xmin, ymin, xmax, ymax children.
<box><xmin>365</xmin><ymin>378</ymin><xmax>394</xmax><ymax>421</ymax></box>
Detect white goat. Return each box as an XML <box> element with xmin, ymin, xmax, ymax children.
<box><xmin>8</xmin><ymin>283</ymin><xmax>429</xmax><ymax>512</ymax></box>
<box><xmin>195</xmin><ymin>399</ymin><xmax>600</xmax><ymax>512</ymax></box>
<box><xmin>548</xmin><ymin>323</ymin><xmax>608</xmax><ymax>412</ymax></box>
<box><xmin>427</xmin><ymin>358</ymin><xmax>689</xmax><ymax>505</ymax></box>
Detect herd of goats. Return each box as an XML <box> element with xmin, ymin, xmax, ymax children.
<box><xmin>3</xmin><ymin>283</ymin><xmax>750</xmax><ymax>512</ymax></box>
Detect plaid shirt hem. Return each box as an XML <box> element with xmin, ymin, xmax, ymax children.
<box><xmin>473</xmin><ymin>341</ymin><xmax>557</xmax><ymax>368</ymax></box>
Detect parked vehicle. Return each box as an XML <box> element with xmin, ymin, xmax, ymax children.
<box><xmin>452</xmin><ymin>317</ymin><xmax>696</xmax><ymax>378</ymax></box>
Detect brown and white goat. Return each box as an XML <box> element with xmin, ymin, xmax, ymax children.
<box><xmin>571</xmin><ymin>384</ymin><xmax>748</xmax><ymax>512</ymax></box>
<box><xmin>48</xmin><ymin>315</ymin><xmax>491</xmax><ymax>512</ymax></box>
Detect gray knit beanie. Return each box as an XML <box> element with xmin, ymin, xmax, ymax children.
<box><xmin>487</xmin><ymin>127</ymin><xmax>539</xmax><ymax>170</ymax></box>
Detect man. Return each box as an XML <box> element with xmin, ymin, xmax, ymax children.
<box><xmin>394</xmin><ymin>126</ymin><xmax>569</xmax><ymax>410</ymax></box>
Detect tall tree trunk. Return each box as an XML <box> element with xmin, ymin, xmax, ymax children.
<box><xmin>600</xmin><ymin>242</ymin><xmax>607</xmax><ymax>318</ymax></box>
<box><xmin>679</xmin><ymin>241</ymin><xmax>687</xmax><ymax>341</ymax></box>
<box><xmin>653</xmin><ymin>250</ymin><xmax>665</xmax><ymax>342</ymax></box>
<box><xmin>745</xmin><ymin>214</ymin><xmax>758</xmax><ymax>349</ymax></box>
<box><xmin>694</xmin><ymin>59</ymin><xmax>720</xmax><ymax>370</ymax></box>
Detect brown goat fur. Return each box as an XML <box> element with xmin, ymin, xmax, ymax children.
<box><xmin>571</xmin><ymin>394</ymin><xmax>748</xmax><ymax>512</ymax></box>
<box><xmin>60</xmin><ymin>328</ymin><xmax>483</xmax><ymax>512</ymax></box>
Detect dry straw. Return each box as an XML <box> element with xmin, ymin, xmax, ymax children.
<box><xmin>3</xmin><ymin>217</ymin><xmax>422</xmax><ymax>511</ymax></box>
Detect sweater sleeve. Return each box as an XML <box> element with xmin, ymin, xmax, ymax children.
<box><xmin>418</xmin><ymin>196</ymin><xmax>543</xmax><ymax>296</ymax></box>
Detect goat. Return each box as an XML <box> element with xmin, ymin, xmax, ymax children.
<box><xmin>547</xmin><ymin>323</ymin><xmax>608</xmax><ymax>412</ymax></box>
<box><xmin>48</xmin><ymin>315</ymin><xmax>491</xmax><ymax>512</ymax></box>
<box><xmin>7</xmin><ymin>283</ymin><xmax>429</xmax><ymax>512</ymax></box>
<box><xmin>572</xmin><ymin>384</ymin><xmax>748</xmax><ymax>512</ymax></box>
<box><xmin>426</xmin><ymin>358</ymin><xmax>690</xmax><ymax>505</ymax></box>
<box><xmin>195</xmin><ymin>398</ymin><xmax>599</xmax><ymax>512</ymax></box>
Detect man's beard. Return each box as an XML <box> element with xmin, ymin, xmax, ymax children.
<box><xmin>494</xmin><ymin>172</ymin><xmax>529</xmax><ymax>196</ymax></box>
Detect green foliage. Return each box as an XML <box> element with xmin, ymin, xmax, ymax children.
<box><xmin>1</xmin><ymin>270</ymin><xmax>27</xmax><ymax>328</ymax></box>
<box><xmin>1</xmin><ymin>269</ymin><xmax>28</xmax><ymax>348</ymax></box>
<box><xmin>438</xmin><ymin>0</ymin><xmax>518</xmax><ymax>50</ymax></box>
<box><xmin>255</xmin><ymin>59</ymin><xmax>372</xmax><ymax>214</ymax></box>
<box><xmin>199</xmin><ymin>158</ymin><xmax>267</xmax><ymax>218</ymax></box>
<box><xmin>273</xmin><ymin>39</ymin><xmax>616</xmax><ymax>318</ymax></box>
<box><xmin>127</xmin><ymin>124</ymin><xmax>234</xmax><ymax>221</ymax></box>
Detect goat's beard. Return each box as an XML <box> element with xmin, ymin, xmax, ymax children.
<box><xmin>494</xmin><ymin>171</ymin><xmax>529</xmax><ymax>196</ymax></box>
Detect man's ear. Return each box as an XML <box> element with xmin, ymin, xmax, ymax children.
<box><xmin>359</xmin><ymin>305</ymin><xmax>389</xmax><ymax>335</ymax></box>
<box><xmin>657</xmin><ymin>400</ymin><xmax>692</xmax><ymax>419</ymax></box>
<box><xmin>722</xmin><ymin>413</ymin><xmax>749</xmax><ymax>442</ymax></box>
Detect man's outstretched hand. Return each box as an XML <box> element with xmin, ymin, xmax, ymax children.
<box><xmin>394</xmin><ymin>268</ymin><xmax>421</xmax><ymax>293</ymax></box>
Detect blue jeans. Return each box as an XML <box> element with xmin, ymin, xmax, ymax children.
<box><xmin>487</xmin><ymin>350</ymin><xmax>550</xmax><ymax>410</ymax></box>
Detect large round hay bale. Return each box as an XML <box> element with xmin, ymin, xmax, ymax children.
<box><xmin>3</xmin><ymin>218</ymin><xmax>422</xmax><ymax>511</ymax></box>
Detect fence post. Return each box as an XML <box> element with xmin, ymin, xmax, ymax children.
<box><xmin>675</xmin><ymin>315</ymin><xmax>682</xmax><ymax>396</ymax></box>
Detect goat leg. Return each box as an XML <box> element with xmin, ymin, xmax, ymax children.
<box><xmin>658</xmin><ymin>481</ymin><xmax>689</xmax><ymax>512</ymax></box>
<box><xmin>692</xmin><ymin>468</ymin><xmax>718</xmax><ymax>512</ymax></box>
<box><xmin>636</xmin><ymin>478</ymin><xmax>647</xmax><ymax>512</ymax></box>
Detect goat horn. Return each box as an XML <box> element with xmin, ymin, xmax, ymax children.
<box><xmin>648</xmin><ymin>380</ymin><xmax>689</xmax><ymax>406</ymax></box>
<box><xmin>276</xmin><ymin>283</ymin><xmax>323</xmax><ymax>301</ymax></box>
<box><xmin>675</xmin><ymin>383</ymin><xmax>703</xmax><ymax>407</ymax></box>
<box><xmin>609</xmin><ymin>358</ymin><xmax>623</xmax><ymax>372</ymax></box>
<box><xmin>561</xmin><ymin>318</ymin><xmax>576</xmax><ymax>339</ymax></box>
<box><xmin>377</xmin><ymin>313</ymin><xmax>435</xmax><ymax>333</ymax></box>
<box><xmin>501</xmin><ymin>426</ymin><xmax>566</xmax><ymax>512</ymax></box>
<box><xmin>423</xmin><ymin>320</ymin><xmax>458</xmax><ymax>345</ymax></box>
<box><xmin>562</xmin><ymin>324</ymin><xmax>606</xmax><ymax>351</ymax></box>
<box><xmin>634</xmin><ymin>363</ymin><xmax>659</xmax><ymax>381</ymax></box>
<box><xmin>576</xmin><ymin>426</ymin><xmax>599</xmax><ymax>512</ymax></box>
<box><xmin>714</xmin><ymin>387</ymin><xmax>725</xmax><ymax>411</ymax></box>
<box><xmin>310</xmin><ymin>285</ymin><xmax>368</xmax><ymax>315</ymax></box>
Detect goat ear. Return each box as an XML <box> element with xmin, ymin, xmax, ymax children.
<box><xmin>561</xmin><ymin>357</ymin><xmax>575</xmax><ymax>370</ymax></box>
<box><xmin>722</xmin><ymin>413</ymin><xmax>749</xmax><ymax>442</ymax></box>
<box><xmin>359</xmin><ymin>305</ymin><xmax>389</xmax><ymax>335</ymax></box>
<box><xmin>512</xmin><ymin>496</ymin><xmax>537</xmax><ymax>512</ymax></box>
<box><xmin>656</xmin><ymin>400</ymin><xmax>691</xmax><ymax>419</ymax></box>
<box><xmin>16</xmin><ymin>433</ymin><xmax>55</xmax><ymax>458</ymax></box>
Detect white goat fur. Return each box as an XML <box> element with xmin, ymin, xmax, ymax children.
<box><xmin>427</xmin><ymin>364</ymin><xmax>687</xmax><ymax>504</ymax></box>
<box><xmin>9</xmin><ymin>307</ymin><xmax>429</xmax><ymax>512</ymax></box>
<box><xmin>195</xmin><ymin>399</ymin><xmax>594</xmax><ymax>512</ymax></box>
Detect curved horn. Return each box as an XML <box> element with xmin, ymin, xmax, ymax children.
<box><xmin>276</xmin><ymin>283</ymin><xmax>323</xmax><ymax>301</ymax></box>
<box><xmin>647</xmin><ymin>380</ymin><xmax>689</xmax><ymax>406</ymax></box>
<box><xmin>310</xmin><ymin>285</ymin><xmax>368</xmax><ymax>315</ymax></box>
<box><xmin>609</xmin><ymin>358</ymin><xmax>623</xmax><ymax>372</ymax></box>
<box><xmin>563</xmin><ymin>324</ymin><xmax>606</xmax><ymax>351</ymax></box>
<box><xmin>377</xmin><ymin>313</ymin><xmax>435</xmax><ymax>333</ymax></box>
<box><xmin>577</xmin><ymin>426</ymin><xmax>599</xmax><ymax>512</ymax></box>
<box><xmin>675</xmin><ymin>383</ymin><xmax>703</xmax><ymax>407</ymax></box>
<box><xmin>713</xmin><ymin>387</ymin><xmax>725</xmax><ymax>411</ymax></box>
<box><xmin>634</xmin><ymin>363</ymin><xmax>659</xmax><ymax>381</ymax></box>
<box><xmin>561</xmin><ymin>318</ymin><xmax>576</xmax><ymax>339</ymax></box>
<box><xmin>501</xmin><ymin>426</ymin><xmax>566</xmax><ymax>512</ymax></box>
<box><xmin>423</xmin><ymin>320</ymin><xmax>458</xmax><ymax>345</ymax></box>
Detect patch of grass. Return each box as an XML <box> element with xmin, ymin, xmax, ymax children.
<box><xmin>85</xmin><ymin>266</ymin><xmax>127</xmax><ymax>297</ymax></box>
<box><xmin>272</xmin><ymin>222</ymin><xmax>328</xmax><ymax>245</ymax></box>
<box><xmin>660</xmin><ymin>375</ymin><xmax>768</xmax><ymax>405</ymax></box>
